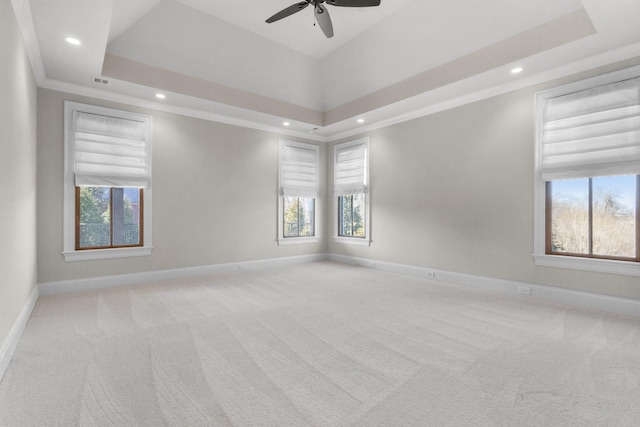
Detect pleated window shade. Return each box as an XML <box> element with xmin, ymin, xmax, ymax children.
<box><xmin>73</xmin><ymin>111</ymin><xmax>149</xmax><ymax>187</ymax></box>
<box><xmin>334</xmin><ymin>141</ymin><xmax>367</xmax><ymax>196</ymax></box>
<box><xmin>280</xmin><ymin>142</ymin><xmax>319</xmax><ymax>198</ymax></box>
<box><xmin>541</xmin><ymin>77</ymin><xmax>640</xmax><ymax>181</ymax></box>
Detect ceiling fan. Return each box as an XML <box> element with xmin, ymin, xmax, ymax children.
<box><xmin>266</xmin><ymin>0</ymin><xmax>381</xmax><ymax>38</ymax></box>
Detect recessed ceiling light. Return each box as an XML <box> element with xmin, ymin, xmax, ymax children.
<box><xmin>65</xmin><ymin>37</ymin><xmax>81</xmax><ymax>46</ymax></box>
<box><xmin>357</xmin><ymin>118</ymin><xmax>365</xmax><ymax>124</ymax></box>
<box><xmin>511</xmin><ymin>67</ymin><xmax>524</xmax><ymax>74</ymax></box>
<box><xmin>155</xmin><ymin>93</ymin><xmax>166</xmax><ymax>99</ymax></box>
<box><xmin>283</xmin><ymin>121</ymin><xmax>290</xmax><ymax>127</ymax></box>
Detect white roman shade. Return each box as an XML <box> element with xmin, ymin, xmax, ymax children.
<box><xmin>541</xmin><ymin>77</ymin><xmax>640</xmax><ymax>180</ymax></box>
<box><xmin>334</xmin><ymin>141</ymin><xmax>367</xmax><ymax>195</ymax></box>
<box><xmin>280</xmin><ymin>142</ymin><xmax>319</xmax><ymax>198</ymax></box>
<box><xmin>73</xmin><ymin>111</ymin><xmax>150</xmax><ymax>187</ymax></box>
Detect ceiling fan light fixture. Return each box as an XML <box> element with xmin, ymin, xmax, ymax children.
<box><xmin>266</xmin><ymin>0</ymin><xmax>381</xmax><ymax>38</ymax></box>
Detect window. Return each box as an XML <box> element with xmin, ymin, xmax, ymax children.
<box><xmin>534</xmin><ymin>65</ymin><xmax>640</xmax><ymax>275</ymax></box>
<box><xmin>76</xmin><ymin>186</ymin><xmax>143</xmax><ymax>249</ymax></box>
<box><xmin>547</xmin><ymin>176</ymin><xmax>638</xmax><ymax>260</ymax></box>
<box><xmin>338</xmin><ymin>194</ymin><xmax>366</xmax><ymax>237</ymax></box>
<box><xmin>283</xmin><ymin>196</ymin><xmax>315</xmax><ymax>238</ymax></box>
<box><xmin>63</xmin><ymin>102</ymin><xmax>152</xmax><ymax>261</ymax></box>
<box><xmin>334</xmin><ymin>138</ymin><xmax>370</xmax><ymax>245</ymax></box>
<box><xmin>278</xmin><ymin>140</ymin><xmax>319</xmax><ymax>244</ymax></box>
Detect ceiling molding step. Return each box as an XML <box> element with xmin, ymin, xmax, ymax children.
<box><xmin>34</xmin><ymin>43</ymin><xmax>640</xmax><ymax>145</ymax></box>
<box><xmin>327</xmin><ymin>44</ymin><xmax>640</xmax><ymax>142</ymax></box>
<box><xmin>323</xmin><ymin>8</ymin><xmax>597</xmax><ymax>126</ymax></box>
<box><xmin>102</xmin><ymin>54</ymin><xmax>325</xmax><ymax>127</ymax></box>
<box><xmin>36</xmin><ymin>77</ymin><xmax>329</xmax><ymax>143</ymax></box>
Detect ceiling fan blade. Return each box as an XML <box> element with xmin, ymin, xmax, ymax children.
<box><xmin>326</xmin><ymin>0</ymin><xmax>381</xmax><ymax>7</ymax></box>
<box><xmin>315</xmin><ymin>4</ymin><xmax>334</xmax><ymax>38</ymax></box>
<box><xmin>266</xmin><ymin>1</ymin><xmax>310</xmax><ymax>23</ymax></box>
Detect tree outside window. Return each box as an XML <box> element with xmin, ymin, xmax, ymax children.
<box><xmin>548</xmin><ymin>175</ymin><xmax>638</xmax><ymax>260</ymax></box>
<box><xmin>283</xmin><ymin>196</ymin><xmax>315</xmax><ymax>238</ymax></box>
<box><xmin>77</xmin><ymin>186</ymin><xmax>142</xmax><ymax>249</ymax></box>
<box><xmin>339</xmin><ymin>194</ymin><xmax>365</xmax><ymax>238</ymax></box>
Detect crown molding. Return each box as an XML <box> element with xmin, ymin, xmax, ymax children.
<box><xmin>12</xmin><ymin>0</ymin><xmax>640</xmax><ymax>143</ymax></box>
<box><xmin>37</xmin><ymin>77</ymin><xmax>330</xmax><ymax>142</ymax></box>
<box><xmin>327</xmin><ymin>42</ymin><xmax>640</xmax><ymax>141</ymax></box>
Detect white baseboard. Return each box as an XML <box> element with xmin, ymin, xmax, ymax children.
<box><xmin>39</xmin><ymin>253</ymin><xmax>329</xmax><ymax>296</ymax></box>
<box><xmin>0</xmin><ymin>285</ymin><xmax>39</xmax><ymax>383</ymax></box>
<box><xmin>329</xmin><ymin>254</ymin><xmax>640</xmax><ymax>318</ymax></box>
<box><xmin>37</xmin><ymin>252</ymin><xmax>640</xmax><ymax>318</ymax></box>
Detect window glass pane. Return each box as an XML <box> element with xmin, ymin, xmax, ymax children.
<box><xmin>78</xmin><ymin>186</ymin><xmax>141</xmax><ymax>248</ymax></box>
<box><xmin>78</xmin><ymin>186</ymin><xmax>110</xmax><ymax>248</ymax></box>
<box><xmin>299</xmin><ymin>197</ymin><xmax>315</xmax><ymax>237</ymax></box>
<box><xmin>592</xmin><ymin>175</ymin><xmax>636</xmax><ymax>258</ymax></box>
<box><xmin>113</xmin><ymin>187</ymin><xmax>142</xmax><ymax>246</ymax></box>
<box><xmin>339</xmin><ymin>194</ymin><xmax>366</xmax><ymax>238</ymax></box>
<box><xmin>338</xmin><ymin>195</ymin><xmax>351</xmax><ymax>236</ymax></box>
<box><xmin>550</xmin><ymin>179</ymin><xmax>589</xmax><ymax>254</ymax></box>
<box><xmin>283</xmin><ymin>197</ymin><xmax>314</xmax><ymax>238</ymax></box>
<box><xmin>284</xmin><ymin>196</ymin><xmax>299</xmax><ymax>237</ymax></box>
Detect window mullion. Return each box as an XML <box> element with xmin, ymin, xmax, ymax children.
<box><xmin>545</xmin><ymin>181</ymin><xmax>552</xmax><ymax>254</ymax></box>
<box><xmin>588</xmin><ymin>178</ymin><xmax>593</xmax><ymax>256</ymax></box>
<box><xmin>636</xmin><ymin>175</ymin><xmax>640</xmax><ymax>261</ymax></box>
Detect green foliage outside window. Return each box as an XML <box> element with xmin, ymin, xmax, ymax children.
<box><xmin>78</xmin><ymin>186</ymin><xmax>140</xmax><ymax>248</ymax></box>
<box><xmin>284</xmin><ymin>196</ymin><xmax>314</xmax><ymax>238</ymax></box>
<box><xmin>339</xmin><ymin>194</ymin><xmax>365</xmax><ymax>238</ymax></box>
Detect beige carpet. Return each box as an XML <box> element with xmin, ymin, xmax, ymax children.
<box><xmin>1</xmin><ymin>261</ymin><xmax>639</xmax><ymax>426</ymax></box>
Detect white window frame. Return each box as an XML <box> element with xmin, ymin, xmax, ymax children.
<box><xmin>277</xmin><ymin>140</ymin><xmax>320</xmax><ymax>245</ymax></box>
<box><xmin>63</xmin><ymin>101</ymin><xmax>153</xmax><ymax>261</ymax></box>
<box><xmin>334</xmin><ymin>137</ymin><xmax>371</xmax><ymax>246</ymax></box>
<box><xmin>533</xmin><ymin>65</ymin><xmax>640</xmax><ymax>277</ymax></box>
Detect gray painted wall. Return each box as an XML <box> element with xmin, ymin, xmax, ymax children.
<box><xmin>0</xmin><ymin>2</ymin><xmax>38</xmax><ymax>350</ymax></box>
<box><xmin>328</xmin><ymin>64</ymin><xmax>640</xmax><ymax>300</ymax></box>
<box><xmin>21</xmin><ymin>34</ymin><xmax>640</xmax><ymax>329</ymax></box>
<box><xmin>37</xmin><ymin>90</ymin><xmax>327</xmax><ymax>283</ymax></box>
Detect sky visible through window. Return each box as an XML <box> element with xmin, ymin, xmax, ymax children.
<box><xmin>123</xmin><ymin>187</ymin><xmax>140</xmax><ymax>203</ymax></box>
<box><xmin>553</xmin><ymin>175</ymin><xmax>636</xmax><ymax>212</ymax></box>
<box><xmin>551</xmin><ymin>175</ymin><xmax>637</xmax><ymax>258</ymax></box>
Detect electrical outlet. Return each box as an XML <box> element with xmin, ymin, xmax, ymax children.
<box><xmin>238</xmin><ymin>264</ymin><xmax>247</xmax><ymax>271</ymax></box>
<box><xmin>517</xmin><ymin>286</ymin><xmax>531</xmax><ymax>296</ymax></box>
<box><xmin>426</xmin><ymin>271</ymin><xmax>436</xmax><ymax>279</ymax></box>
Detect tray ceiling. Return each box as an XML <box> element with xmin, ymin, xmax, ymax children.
<box><xmin>15</xmin><ymin>0</ymin><xmax>640</xmax><ymax>140</ymax></box>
